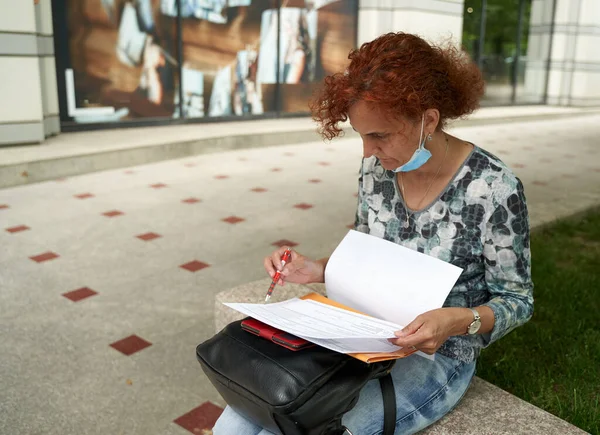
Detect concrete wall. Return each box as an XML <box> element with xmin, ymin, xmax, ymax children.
<box><xmin>0</xmin><ymin>0</ymin><xmax>59</xmax><ymax>146</ymax></box>
<box><xmin>525</xmin><ymin>0</ymin><xmax>600</xmax><ymax>106</ymax></box>
<box><xmin>358</xmin><ymin>0</ymin><xmax>465</xmax><ymax>46</ymax></box>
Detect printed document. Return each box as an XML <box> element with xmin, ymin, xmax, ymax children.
<box><xmin>224</xmin><ymin>230</ymin><xmax>464</xmax><ymax>357</ymax></box>
<box><xmin>223</xmin><ymin>298</ymin><xmax>403</xmax><ymax>353</ymax></box>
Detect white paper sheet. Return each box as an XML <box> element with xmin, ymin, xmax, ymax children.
<box><xmin>223</xmin><ymin>230</ymin><xmax>461</xmax><ymax>359</ymax></box>
<box><xmin>224</xmin><ymin>298</ymin><xmax>403</xmax><ymax>340</ymax></box>
<box><xmin>224</xmin><ymin>298</ymin><xmax>411</xmax><ymax>354</ymax></box>
<box><xmin>325</xmin><ymin>230</ymin><xmax>463</xmax><ymax>328</ymax></box>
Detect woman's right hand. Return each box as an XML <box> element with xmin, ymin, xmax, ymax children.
<box><xmin>264</xmin><ymin>246</ymin><xmax>325</xmax><ymax>286</ymax></box>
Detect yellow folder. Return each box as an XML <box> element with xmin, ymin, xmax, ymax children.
<box><xmin>300</xmin><ymin>292</ymin><xmax>416</xmax><ymax>363</ymax></box>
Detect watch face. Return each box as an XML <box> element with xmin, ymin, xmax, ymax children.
<box><xmin>468</xmin><ymin>320</ymin><xmax>481</xmax><ymax>335</ymax></box>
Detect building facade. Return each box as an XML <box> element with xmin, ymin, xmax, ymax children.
<box><xmin>1</xmin><ymin>0</ymin><xmax>599</xmax><ymax>146</ymax></box>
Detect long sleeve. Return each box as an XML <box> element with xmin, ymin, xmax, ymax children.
<box><xmin>479</xmin><ymin>179</ymin><xmax>534</xmax><ymax>346</ymax></box>
<box><xmin>354</xmin><ymin>158</ymin><xmax>369</xmax><ymax>233</ymax></box>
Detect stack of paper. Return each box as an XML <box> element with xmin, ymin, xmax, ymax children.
<box><xmin>224</xmin><ymin>297</ymin><xmax>403</xmax><ymax>353</ymax></box>
<box><xmin>224</xmin><ymin>230</ymin><xmax>464</xmax><ymax>361</ymax></box>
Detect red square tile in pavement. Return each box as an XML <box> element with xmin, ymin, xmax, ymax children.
<box><xmin>251</xmin><ymin>187</ymin><xmax>267</xmax><ymax>193</ymax></box>
<box><xmin>0</xmin><ymin>204</ymin><xmax>9</xmax><ymax>210</ymax></box>
<box><xmin>214</xmin><ymin>175</ymin><xmax>229</xmax><ymax>180</ymax></box>
<box><xmin>318</xmin><ymin>162</ymin><xmax>331</xmax><ymax>166</ymax></box>
<box><xmin>6</xmin><ymin>225</ymin><xmax>30</xmax><ymax>233</ymax></box>
<box><xmin>180</xmin><ymin>260</ymin><xmax>210</xmax><ymax>272</ymax></box>
<box><xmin>182</xmin><ymin>197</ymin><xmax>201</xmax><ymax>204</ymax></box>
<box><xmin>110</xmin><ymin>335</ymin><xmax>152</xmax><ymax>356</ymax></box>
<box><xmin>30</xmin><ymin>252</ymin><xmax>60</xmax><ymax>263</ymax></box>
<box><xmin>271</xmin><ymin>168</ymin><xmax>282</xmax><ymax>172</ymax></box>
<box><xmin>62</xmin><ymin>287</ymin><xmax>98</xmax><ymax>302</ymax></box>
<box><xmin>102</xmin><ymin>210</ymin><xmax>124</xmax><ymax>218</ymax></box>
<box><xmin>513</xmin><ymin>163</ymin><xmax>526</xmax><ymax>169</ymax></box>
<box><xmin>222</xmin><ymin>216</ymin><xmax>245</xmax><ymax>224</ymax></box>
<box><xmin>74</xmin><ymin>193</ymin><xmax>94</xmax><ymax>199</ymax></box>
<box><xmin>308</xmin><ymin>179</ymin><xmax>321</xmax><ymax>183</ymax></box>
<box><xmin>150</xmin><ymin>183</ymin><xmax>168</xmax><ymax>189</ymax></box>
<box><xmin>174</xmin><ymin>402</ymin><xmax>224</xmax><ymax>434</ymax></box>
<box><xmin>294</xmin><ymin>203</ymin><xmax>313</xmax><ymax>210</ymax></box>
<box><xmin>272</xmin><ymin>239</ymin><xmax>298</xmax><ymax>248</ymax></box>
<box><xmin>136</xmin><ymin>232</ymin><xmax>161</xmax><ymax>241</ymax></box>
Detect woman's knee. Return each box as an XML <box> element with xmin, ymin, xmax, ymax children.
<box><xmin>212</xmin><ymin>406</ymin><xmax>263</xmax><ymax>435</ymax></box>
<box><xmin>342</xmin><ymin>355</ymin><xmax>475</xmax><ymax>435</ymax></box>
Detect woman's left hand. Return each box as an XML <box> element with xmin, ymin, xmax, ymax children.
<box><xmin>389</xmin><ymin>308</ymin><xmax>471</xmax><ymax>355</ymax></box>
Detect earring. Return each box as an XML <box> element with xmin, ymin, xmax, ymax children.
<box><xmin>427</xmin><ymin>134</ymin><xmax>433</xmax><ymax>141</ymax></box>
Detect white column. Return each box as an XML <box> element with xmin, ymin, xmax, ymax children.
<box><xmin>0</xmin><ymin>0</ymin><xmax>59</xmax><ymax>146</ymax></box>
<box><xmin>36</xmin><ymin>0</ymin><xmax>60</xmax><ymax>138</ymax></box>
<box><xmin>526</xmin><ymin>0</ymin><xmax>600</xmax><ymax>106</ymax></box>
<box><xmin>358</xmin><ymin>0</ymin><xmax>465</xmax><ymax>46</ymax></box>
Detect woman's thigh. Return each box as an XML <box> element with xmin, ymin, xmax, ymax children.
<box><xmin>342</xmin><ymin>353</ymin><xmax>475</xmax><ymax>435</ymax></box>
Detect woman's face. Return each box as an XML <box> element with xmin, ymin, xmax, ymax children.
<box><xmin>348</xmin><ymin>100</ymin><xmax>423</xmax><ymax>171</ymax></box>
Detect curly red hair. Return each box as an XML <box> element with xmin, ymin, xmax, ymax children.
<box><xmin>310</xmin><ymin>32</ymin><xmax>485</xmax><ymax>140</ymax></box>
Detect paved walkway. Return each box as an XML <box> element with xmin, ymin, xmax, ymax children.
<box><xmin>1</xmin><ymin>113</ymin><xmax>599</xmax><ymax>434</ymax></box>
<box><xmin>0</xmin><ymin>105</ymin><xmax>592</xmax><ymax>165</ymax></box>
<box><xmin>2</xmin><ymin>106</ymin><xmax>600</xmax><ymax>189</ymax></box>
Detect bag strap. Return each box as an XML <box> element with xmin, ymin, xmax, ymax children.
<box><xmin>339</xmin><ymin>373</ymin><xmax>396</xmax><ymax>435</ymax></box>
<box><xmin>379</xmin><ymin>374</ymin><xmax>396</xmax><ymax>435</ymax></box>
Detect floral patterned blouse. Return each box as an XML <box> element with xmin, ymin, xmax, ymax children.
<box><xmin>354</xmin><ymin>146</ymin><xmax>534</xmax><ymax>363</ymax></box>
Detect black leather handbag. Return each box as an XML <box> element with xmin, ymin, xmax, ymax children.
<box><xmin>196</xmin><ymin>318</ymin><xmax>398</xmax><ymax>435</ymax></box>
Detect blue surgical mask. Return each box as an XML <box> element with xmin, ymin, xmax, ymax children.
<box><xmin>392</xmin><ymin>115</ymin><xmax>432</xmax><ymax>173</ymax></box>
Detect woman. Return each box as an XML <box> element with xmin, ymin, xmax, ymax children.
<box><xmin>213</xmin><ymin>32</ymin><xmax>534</xmax><ymax>435</ymax></box>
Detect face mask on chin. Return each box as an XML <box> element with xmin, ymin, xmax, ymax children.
<box><xmin>391</xmin><ymin>114</ymin><xmax>432</xmax><ymax>173</ymax></box>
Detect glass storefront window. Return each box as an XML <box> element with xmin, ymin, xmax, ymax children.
<box><xmin>276</xmin><ymin>1</ymin><xmax>357</xmax><ymax>114</ymax></box>
<box><xmin>462</xmin><ymin>0</ymin><xmax>483</xmax><ymax>66</ymax></box>
<box><xmin>462</xmin><ymin>0</ymin><xmax>546</xmax><ymax>105</ymax></box>
<box><xmin>480</xmin><ymin>0</ymin><xmax>521</xmax><ymax>105</ymax></box>
<box><xmin>64</xmin><ymin>0</ymin><xmax>180</xmax><ymax>123</ymax></box>
<box><xmin>57</xmin><ymin>0</ymin><xmax>357</xmax><ymax>126</ymax></box>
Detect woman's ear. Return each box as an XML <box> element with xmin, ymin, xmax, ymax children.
<box><xmin>424</xmin><ymin>109</ymin><xmax>440</xmax><ymax>133</ymax></box>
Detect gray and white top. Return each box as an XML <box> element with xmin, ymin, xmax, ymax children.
<box><xmin>354</xmin><ymin>146</ymin><xmax>534</xmax><ymax>363</ymax></box>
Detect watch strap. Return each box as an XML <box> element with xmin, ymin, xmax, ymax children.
<box><xmin>469</xmin><ymin>308</ymin><xmax>480</xmax><ymax>321</ymax></box>
<box><xmin>466</xmin><ymin>308</ymin><xmax>481</xmax><ymax>335</ymax></box>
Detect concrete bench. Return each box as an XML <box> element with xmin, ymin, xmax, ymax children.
<box><xmin>214</xmin><ymin>278</ymin><xmax>587</xmax><ymax>435</ymax></box>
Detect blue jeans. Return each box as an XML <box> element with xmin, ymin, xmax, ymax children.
<box><xmin>212</xmin><ymin>352</ymin><xmax>476</xmax><ymax>435</ymax></box>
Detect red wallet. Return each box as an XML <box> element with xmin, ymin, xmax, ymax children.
<box><xmin>241</xmin><ymin>318</ymin><xmax>315</xmax><ymax>351</ymax></box>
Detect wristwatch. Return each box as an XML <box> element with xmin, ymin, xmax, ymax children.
<box><xmin>466</xmin><ymin>308</ymin><xmax>481</xmax><ymax>335</ymax></box>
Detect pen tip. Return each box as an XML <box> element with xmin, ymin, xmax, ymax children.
<box><xmin>265</xmin><ymin>295</ymin><xmax>270</xmax><ymax>302</ymax></box>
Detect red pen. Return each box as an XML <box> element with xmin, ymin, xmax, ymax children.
<box><xmin>265</xmin><ymin>249</ymin><xmax>292</xmax><ymax>302</ymax></box>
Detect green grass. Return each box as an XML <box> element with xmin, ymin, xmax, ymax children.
<box><xmin>476</xmin><ymin>209</ymin><xmax>600</xmax><ymax>434</ymax></box>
